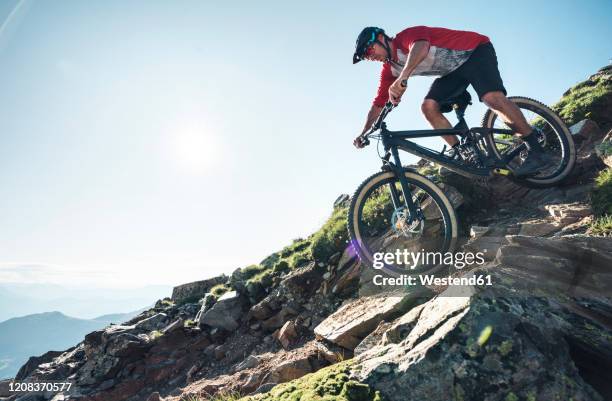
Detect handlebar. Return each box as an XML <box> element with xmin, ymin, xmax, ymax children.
<box><xmin>355</xmin><ymin>102</ymin><xmax>396</xmax><ymax>148</ymax></box>
<box><xmin>364</xmin><ymin>101</ymin><xmax>396</xmax><ymax>137</ymax></box>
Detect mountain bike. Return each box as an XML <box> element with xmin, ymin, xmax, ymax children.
<box><xmin>348</xmin><ymin>91</ymin><xmax>575</xmax><ymax>277</ymax></box>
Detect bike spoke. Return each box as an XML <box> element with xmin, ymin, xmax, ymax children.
<box><xmin>355</xmin><ymin>177</ymin><xmax>451</xmax><ymax>273</ymax></box>
<box><xmin>489</xmin><ymin>103</ymin><xmax>566</xmax><ymax>179</ymax></box>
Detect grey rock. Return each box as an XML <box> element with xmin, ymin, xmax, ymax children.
<box><xmin>277</xmin><ymin>321</ymin><xmax>298</xmax><ymax>350</ymax></box>
<box><xmin>421</xmin><ymin>183</ymin><xmax>464</xmax><ymax>220</ymax></box>
<box><xmin>195</xmin><ymin>293</ymin><xmax>217</xmax><ymax>323</ymax></box>
<box><xmin>353</xmin><ymin>236</ymin><xmax>612</xmax><ymax>401</ymax></box>
<box><xmin>469</xmin><ymin>225</ymin><xmax>489</xmax><ymax>238</ymax></box>
<box><xmin>235</xmin><ymin>355</ymin><xmax>260</xmax><ymax>371</ymax></box>
<box><xmin>162</xmin><ymin>318</ymin><xmax>184</xmax><ymax>334</ymax></box>
<box><xmin>314</xmin><ymin>292</ymin><xmax>425</xmax><ymax>350</ymax></box>
<box><xmin>134</xmin><ymin>313</ymin><xmax>168</xmax><ymax>332</ymax></box>
<box><xmin>171</xmin><ymin>275</ymin><xmax>228</xmax><ymax>304</ymax></box>
<box><xmin>518</xmin><ymin>219</ymin><xmax>560</xmax><ymax>236</ymax></box>
<box><xmin>267</xmin><ymin>356</ymin><xmax>312</xmax><ymax>383</ymax></box>
<box><xmin>333</xmin><ymin>194</ymin><xmax>350</xmax><ymax>208</ymax></box>
<box><xmin>570</xmin><ymin>119</ymin><xmax>600</xmax><ymax>138</ymax></box>
<box><xmin>595</xmin><ymin>128</ymin><xmax>612</xmax><ymax>168</ymax></box>
<box><xmin>545</xmin><ymin>202</ymin><xmax>592</xmax><ymax>224</ymax></box>
<box><xmin>0</xmin><ymin>379</ymin><xmax>11</xmax><ymax>397</ymax></box>
<box><xmin>199</xmin><ymin>291</ymin><xmax>244</xmax><ymax>331</ymax></box>
<box><xmin>146</xmin><ymin>392</ymin><xmax>162</xmax><ymax>401</ymax></box>
<box><xmin>248</xmin><ymin>302</ymin><xmax>273</xmax><ymax>321</ymax></box>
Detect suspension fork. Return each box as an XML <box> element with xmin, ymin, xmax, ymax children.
<box><xmin>385</xmin><ymin>146</ymin><xmax>420</xmax><ymax>223</ymax></box>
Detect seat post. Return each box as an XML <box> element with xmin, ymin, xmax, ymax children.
<box><xmin>453</xmin><ymin>107</ymin><xmax>469</xmax><ymax>131</ymax></box>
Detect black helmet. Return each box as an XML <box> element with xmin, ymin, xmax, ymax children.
<box><xmin>353</xmin><ymin>27</ymin><xmax>388</xmax><ymax>64</ymax></box>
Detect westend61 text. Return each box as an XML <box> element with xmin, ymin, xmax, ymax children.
<box><xmin>373</xmin><ymin>274</ymin><xmax>493</xmax><ymax>287</ymax></box>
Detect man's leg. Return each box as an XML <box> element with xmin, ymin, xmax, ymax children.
<box><xmin>481</xmin><ymin>90</ymin><xmax>551</xmax><ymax>176</ymax></box>
<box><xmin>481</xmin><ymin>91</ymin><xmax>532</xmax><ymax>136</ymax></box>
<box><xmin>463</xmin><ymin>43</ymin><xmax>550</xmax><ymax>176</ymax></box>
<box><xmin>421</xmin><ymin>99</ymin><xmax>458</xmax><ymax>146</ymax></box>
<box><xmin>423</xmin><ymin>74</ymin><xmax>469</xmax><ymax>147</ymax></box>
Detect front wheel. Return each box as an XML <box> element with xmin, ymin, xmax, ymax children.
<box><xmin>347</xmin><ymin>170</ymin><xmax>458</xmax><ymax>277</ymax></box>
<box><xmin>481</xmin><ymin>96</ymin><xmax>576</xmax><ymax>188</ymax></box>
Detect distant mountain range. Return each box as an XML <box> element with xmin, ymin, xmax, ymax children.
<box><xmin>0</xmin><ymin>309</ymin><xmax>144</xmax><ymax>379</ymax></box>
<box><xmin>0</xmin><ymin>283</ymin><xmax>171</xmax><ymax>322</ymax></box>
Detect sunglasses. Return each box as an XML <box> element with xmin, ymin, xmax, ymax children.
<box><xmin>364</xmin><ymin>43</ymin><xmax>376</xmax><ymax>57</ymax></box>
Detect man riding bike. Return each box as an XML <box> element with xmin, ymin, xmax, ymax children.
<box><xmin>352</xmin><ymin>26</ymin><xmax>550</xmax><ymax>176</ymax></box>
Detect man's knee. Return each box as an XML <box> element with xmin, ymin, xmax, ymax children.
<box><xmin>482</xmin><ymin>91</ymin><xmax>507</xmax><ymax>110</ymax></box>
<box><xmin>421</xmin><ymin>99</ymin><xmax>441</xmax><ymax>119</ymax></box>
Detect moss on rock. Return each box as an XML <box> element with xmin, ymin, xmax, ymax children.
<box><xmin>243</xmin><ymin>361</ymin><xmax>384</xmax><ymax>401</ymax></box>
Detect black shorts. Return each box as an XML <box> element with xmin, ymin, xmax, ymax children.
<box><xmin>425</xmin><ymin>42</ymin><xmax>506</xmax><ymax>103</ymax></box>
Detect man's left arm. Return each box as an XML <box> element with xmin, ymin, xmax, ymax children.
<box><xmin>388</xmin><ymin>40</ymin><xmax>430</xmax><ymax>104</ymax></box>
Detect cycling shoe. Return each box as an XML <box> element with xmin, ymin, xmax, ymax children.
<box><xmin>513</xmin><ymin>151</ymin><xmax>555</xmax><ymax>177</ymax></box>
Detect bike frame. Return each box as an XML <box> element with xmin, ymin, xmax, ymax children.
<box><xmin>375</xmin><ymin>120</ymin><xmax>525</xmax><ymax>223</ymax></box>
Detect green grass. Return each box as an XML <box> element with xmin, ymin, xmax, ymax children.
<box><xmin>210</xmin><ymin>283</ymin><xmax>230</xmax><ymax>298</ymax></box>
<box><xmin>280</xmin><ymin>239</ymin><xmax>312</xmax><ymax>259</ymax></box>
<box><xmin>310</xmin><ymin>206</ymin><xmax>349</xmax><ymax>263</ymax></box>
<box><xmin>185</xmin><ymin>392</ymin><xmax>242</xmax><ymax>401</ymax></box>
<box><xmin>149</xmin><ymin>330</ymin><xmax>163</xmax><ymax>340</ymax></box>
<box><xmin>247</xmin><ymin>269</ymin><xmax>274</xmax><ymax>288</ymax></box>
<box><xmin>260</xmin><ymin>239</ymin><xmax>312</xmax><ymax>269</ymax></box>
<box><xmin>591</xmin><ymin>168</ymin><xmax>612</xmax><ymax>216</ymax></box>
<box><xmin>588</xmin><ymin>168</ymin><xmax>612</xmax><ymax>236</ymax></box>
<box><xmin>272</xmin><ymin>260</ymin><xmax>290</xmax><ymax>275</ymax></box>
<box><xmin>588</xmin><ymin>215</ymin><xmax>612</xmax><ymax>237</ymax></box>
<box><xmin>552</xmin><ymin>67</ymin><xmax>611</xmax><ymax>127</ymax></box>
<box><xmin>160</xmin><ymin>299</ymin><xmax>175</xmax><ymax>308</ymax></box>
<box><xmin>288</xmin><ymin>249</ymin><xmax>311</xmax><ymax>269</ymax></box>
<box><xmin>417</xmin><ymin>163</ymin><xmax>441</xmax><ymax>180</ymax></box>
<box><xmin>241</xmin><ymin>264</ymin><xmax>269</xmax><ymax>278</ymax></box>
<box><xmin>243</xmin><ymin>361</ymin><xmax>384</xmax><ymax>401</ymax></box>
<box><xmin>596</xmin><ymin>140</ymin><xmax>612</xmax><ymax>157</ymax></box>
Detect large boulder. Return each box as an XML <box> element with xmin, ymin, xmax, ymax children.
<box><xmin>171</xmin><ymin>275</ymin><xmax>228</xmax><ymax>304</ymax></box>
<box><xmin>353</xmin><ymin>235</ymin><xmax>612</xmax><ymax>401</ymax></box>
<box><xmin>277</xmin><ymin>321</ymin><xmax>298</xmax><ymax>350</ymax></box>
<box><xmin>15</xmin><ymin>350</ymin><xmax>65</xmax><ymax>381</ymax></box>
<box><xmin>199</xmin><ymin>291</ymin><xmax>244</xmax><ymax>331</ymax></box>
<box><xmin>314</xmin><ymin>292</ymin><xmax>427</xmax><ymax>350</ymax></box>
<box><xmin>595</xmin><ymin>129</ymin><xmax>612</xmax><ymax>168</ymax></box>
<box><xmin>134</xmin><ymin>313</ymin><xmax>168</xmax><ymax>332</ymax></box>
<box><xmin>565</xmin><ymin>119</ymin><xmax>607</xmax><ymax>184</ymax></box>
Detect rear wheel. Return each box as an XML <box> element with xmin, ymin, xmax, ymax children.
<box><xmin>481</xmin><ymin>96</ymin><xmax>575</xmax><ymax>188</ymax></box>
<box><xmin>347</xmin><ymin>170</ymin><xmax>458</xmax><ymax>277</ymax></box>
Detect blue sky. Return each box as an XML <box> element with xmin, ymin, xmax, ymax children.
<box><xmin>0</xmin><ymin>0</ymin><xmax>610</xmax><ymax>289</ymax></box>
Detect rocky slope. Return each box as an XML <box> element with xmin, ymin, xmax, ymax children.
<box><xmin>2</xmin><ymin>66</ymin><xmax>611</xmax><ymax>401</ymax></box>
<box><xmin>0</xmin><ymin>311</ymin><xmax>143</xmax><ymax>380</ymax></box>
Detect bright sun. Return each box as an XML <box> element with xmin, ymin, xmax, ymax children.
<box><xmin>171</xmin><ymin>126</ymin><xmax>219</xmax><ymax>174</ymax></box>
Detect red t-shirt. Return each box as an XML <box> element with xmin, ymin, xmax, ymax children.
<box><xmin>373</xmin><ymin>26</ymin><xmax>490</xmax><ymax>106</ymax></box>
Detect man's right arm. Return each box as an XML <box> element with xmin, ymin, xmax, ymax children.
<box><xmin>362</xmin><ymin>63</ymin><xmax>393</xmax><ymax>134</ymax></box>
<box><xmin>361</xmin><ymin>104</ymin><xmax>384</xmax><ymax>134</ymax></box>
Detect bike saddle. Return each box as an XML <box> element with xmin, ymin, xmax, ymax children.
<box><xmin>439</xmin><ymin>88</ymin><xmax>472</xmax><ymax>114</ymax></box>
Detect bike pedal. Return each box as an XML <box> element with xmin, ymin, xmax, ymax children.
<box><xmin>493</xmin><ymin>168</ymin><xmax>511</xmax><ymax>176</ymax></box>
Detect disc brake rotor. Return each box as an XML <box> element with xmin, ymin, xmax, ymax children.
<box><xmin>391</xmin><ymin>207</ymin><xmax>423</xmax><ymax>238</ymax></box>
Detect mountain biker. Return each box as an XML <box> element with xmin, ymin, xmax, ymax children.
<box><xmin>352</xmin><ymin>26</ymin><xmax>550</xmax><ymax>176</ymax></box>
